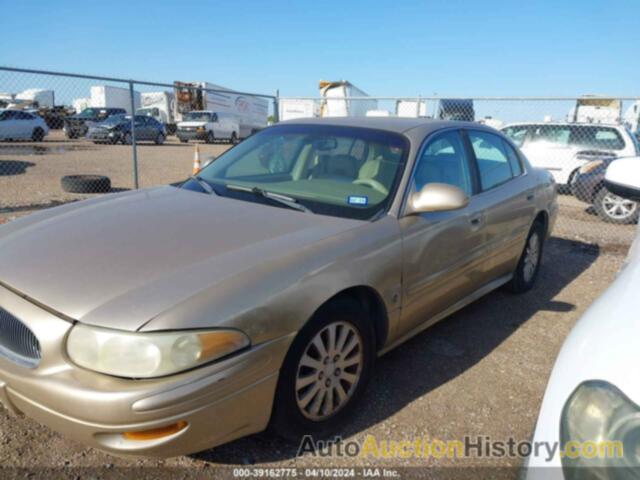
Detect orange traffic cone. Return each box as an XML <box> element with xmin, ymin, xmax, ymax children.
<box><xmin>192</xmin><ymin>144</ymin><xmax>201</xmax><ymax>175</ymax></box>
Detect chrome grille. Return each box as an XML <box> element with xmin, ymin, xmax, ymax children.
<box><xmin>0</xmin><ymin>307</ymin><xmax>41</xmax><ymax>368</ymax></box>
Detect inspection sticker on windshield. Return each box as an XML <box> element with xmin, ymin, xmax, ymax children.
<box><xmin>347</xmin><ymin>195</ymin><xmax>368</xmax><ymax>206</ymax></box>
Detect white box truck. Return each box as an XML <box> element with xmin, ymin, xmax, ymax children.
<box><xmin>137</xmin><ymin>91</ymin><xmax>176</xmax><ymax>134</ymax></box>
<box><xmin>319</xmin><ymin>80</ymin><xmax>377</xmax><ymax>117</ymax></box>
<box><xmin>90</xmin><ymin>85</ymin><xmax>140</xmax><ymax>114</ymax></box>
<box><xmin>15</xmin><ymin>89</ymin><xmax>55</xmax><ymax>108</ymax></box>
<box><xmin>173</xmin><ymin>81</ymin><xmax>268</xmax><ymax>138</ymax></box>
<box><xmin>395</xmin><ymin>99</ymin><xmax>427</xmax><ymax>118</ymax></box>
<box><xmin>279</xmin><ymin>98</ymin><xmax>319</xmax><ymax>121</ymax></box>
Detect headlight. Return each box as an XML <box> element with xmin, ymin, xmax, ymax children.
<box><xmin>561</xmin><ymin>380</ymin><xmax>638</xmax><ymax>478</ymax></box>
<box><xmin>66</xmin><ymin>324</ymin><xmax>250</xmax><ymax>378</ymax></box>
<box><xmin>579</xmin><ymin>160</ymin><xmax>604</xmax><ymax>174</ymax></box>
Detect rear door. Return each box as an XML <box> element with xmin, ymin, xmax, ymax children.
<box><xmin>465</xmin><ymin>129</ymin><xmax>535</xmax><ymax>280</ymax></box>
<box><xmin>398</xmin><ymin>129</ymin><xmax>488</xmax><ymax>336</ymax></box>
<box><xmin>0</xmin><ymin>111</ymin><xmax>18</xmax><ymax>138</ymax></box>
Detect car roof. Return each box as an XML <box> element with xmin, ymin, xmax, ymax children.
<box><xmin>278</xmin><ymin>116</ymin><xmax>477</xmax><ymax>134</ymax></box>
<box><xmin>504</xmin><ymin>121</ymin><xmax>624</xmax><ymax>129</ymax></box>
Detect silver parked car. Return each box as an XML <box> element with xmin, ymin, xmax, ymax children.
<box><xmin>0</xmin><ymin>118</ymin><xmax>557</xmax><ymax>456</ymax></box>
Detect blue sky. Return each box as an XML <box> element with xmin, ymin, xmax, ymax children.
<box><xmin>0</xmin><ymin>0</ymin><xmax>638</xmax><ymax>98</ymax></box>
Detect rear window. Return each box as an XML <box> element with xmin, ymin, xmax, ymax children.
<box><xmin>571</xmin><ymin>126</ymin><xmax>625</xmax><ymax>151</ymax></box>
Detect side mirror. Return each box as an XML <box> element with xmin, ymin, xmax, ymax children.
<box><xmin>604</xmin><ymin>157</ymin><xmax>640</xmax><ymax>201</ymax></box>
<box><xmin>406</xmin><ymin>183</ymin><xmax>469</xmax><ymax>215</ymax></box>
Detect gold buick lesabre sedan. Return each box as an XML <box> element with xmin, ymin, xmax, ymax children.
<box><xmin>0</xmin><ymin>117</ymin><xmax>557</xmax><ymax>456</ymax></box>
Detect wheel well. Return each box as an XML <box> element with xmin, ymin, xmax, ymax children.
<box><xmin>534</xmin><ymin>210</ymin><xmax>549</xmax><ymax>237</ymax></box>
<box><xmin>315</xmin><ymin>286</ymin><xmax>388</xmax><ymax>351</ymax></box>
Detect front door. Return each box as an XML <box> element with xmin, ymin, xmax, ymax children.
<box><xmin>398</xmin><ymin>130</ymin><xmax>488</xmax><ymax>337</ymax></box>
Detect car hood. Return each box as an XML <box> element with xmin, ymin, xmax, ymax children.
<box><xmin>0</xmin><ymin>186</ymin><xmax>361</xmax><ymax>330</ymax></box>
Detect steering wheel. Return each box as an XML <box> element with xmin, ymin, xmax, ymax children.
<box><xmin>352</xmin><ymin>178</ymin><xmax>388</xmax><ymax>195</ymax></box>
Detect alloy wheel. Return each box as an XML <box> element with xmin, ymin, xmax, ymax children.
<box><xmin>295</xmin><ymin>321</ymin><xmax>363</xmax><ymax>421</ymax></box>
<box><xmin>602</xmin><ymin>192</ymin><xmax>637</xmax><ymax>221</ymax></box>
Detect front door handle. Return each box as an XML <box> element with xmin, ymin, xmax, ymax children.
<box><xmin>470</xmin><ymin>214</ymin><xmax>484</xmax><ymax>230</ymax></box>
<box><xmin>526</xmin><ymin>193</ymin><xmax>535</xmax><ymax>201</ymax></box>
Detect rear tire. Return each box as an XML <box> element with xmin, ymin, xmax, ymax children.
<box><xmin>32</xmin><ymin>128</ymin><xmax>45</xmax><ymax>142</ymax></box>
<box><xmin>230</xmin><ymin>132</ymin><xmax>238</xmax><ymax>145</ymax></box>
<box><xmin>179</xmin><ymin>138</ymin><xmax>188</xmax><ymax>143</ymax></box>
<box><xmin>594</xmin><ymin>187</ymin><xmax>639</xmax><ymax>224</ymax></box>
<box><xmin>506</xmin><ymin>220</ymin><xmax>545</xmax><ymax>294</ymax></box>
<box><xmin>122</xmin><ymin>132</ymin><xmax>132</xmax><ymax>145</ymax></box>
<box><xmin>206</xmin><ymin>131</ymin><xmax>214</xmax><ymax>144</ymax></box>
<box><xmin>269</xmin><ymin>298</ymin><xmax>375</xmax><ymax>442</ymax></box>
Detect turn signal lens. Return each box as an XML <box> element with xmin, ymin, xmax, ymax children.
<box><xmin>122</xmin><ymin>421</ymin><xmax>188</xmax><ymax>441</ymax></box>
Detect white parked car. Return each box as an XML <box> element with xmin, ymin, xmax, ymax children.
<box><xmin>502</xmin><ymin>122</ymin><xmax>639</xmax><ymax>186</ymax></box>
<box><xmin>176</xmin><ymin>110</ymin><xmax>240</xmax><ymax>144</ymax></box>
<box><xmin>0</xmin><ymin>109</ymin><xmax>49</xmax><ymax>141</ymax></box>
<box><xmin>526</xmin><ymin>157</ymin><xmax>640</xmax><ymax>479</ymax></box>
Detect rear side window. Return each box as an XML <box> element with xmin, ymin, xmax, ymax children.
<box><xmin>502</xmin><ymin>140</ymin><xmax>524</xmax><ymax>176</ymax></box>
<box><xmin>531</xmin><ymin>125</ymin><xmax>571</xmax><ymax>146</ymax></box>
<box><xmin>570</xmin><ymin>126</ymin><xmax>625</xmax><ymax>151</ymax></box>
<box><xmin>468</xmin><ymin>131</ymin><xmax>513</xmax><ymax>191</ymax></box>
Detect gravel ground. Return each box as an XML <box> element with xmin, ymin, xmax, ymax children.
<box><xmin>0</xmin><ymin>132</ymin><xmax>634</xmax><ymax>478</ymax></box>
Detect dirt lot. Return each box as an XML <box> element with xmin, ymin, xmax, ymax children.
<box><xmin>0</xmin><ymin>131</ymin><xmax>635</xmax><ymax>478</ymax></box>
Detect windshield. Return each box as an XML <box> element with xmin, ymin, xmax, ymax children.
<box><xmin>77</xmin><ymin>108</ymin><xmax>101</xmax><ymax>118</ymax></box>
<box><xmin>183</xmin><ymin>111</ymin><xmax>212</xmax><ymax>122</ymax></box>
<box><xmin>192</xmin><ymin>124</ymin><xmax>409</xmax><ymax>220</ymax></box>
<box><xmin>100</xmin><ymin>114</ymin><xmax>128</xmax><ymax>125</ymax></box>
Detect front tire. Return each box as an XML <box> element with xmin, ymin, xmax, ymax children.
<box><xmin>506</xmin><ymin>220</ymin><xmax>545</xmax><ymax>294</ymax></box>
<box><xmin>594</xmin><ymin>187</ymin><xmax>639</xmax><ymax>224</ymax></box>
<box><xmin>206</xmin><ymin>131</ymin><xmax>214</xmax><ymax>144</ymax></box>
<box><xmin>230</xmin><ymin>132</ymin><xmax>238</xmax><ymax>145</ymax></box>
<box><xmin>122</xmin><ymin>132</ymin><xmax>132</xmax><ymax>145</ymax></box>
<box><xmin>154</xmin><ymin>133</ymin><xmax>165</xmax><ymax>145</ymax></box>
<box><xmin>32</xmin><ymin>127</ymin><xmax>45</xmax><ymax>142</ymax></box>
<box><xmin>270</xmin><ymin>298</ymin><xmax>375</xmax><ymax>442</ymax></box>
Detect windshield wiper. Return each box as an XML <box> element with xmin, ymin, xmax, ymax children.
<box><xmin>225</xmin><ymin>184</ymin><xmax>312</xmax><ymax>213</ymax></box>
<box><xmin>189</xmin><ymin>175</ymin><xmax>217</xmax><ymax>195</ymax></box>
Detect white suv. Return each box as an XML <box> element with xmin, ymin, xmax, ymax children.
<box><xmin>176</xmin><ymin>111</ymin><xmax>240</xmax><ymax>144</ymax></box>
<box><xmin>501</xmin><ymin>122</ymin><xmax>639</xmax><ymax>186</ymax></box>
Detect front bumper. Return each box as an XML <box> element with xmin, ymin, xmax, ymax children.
<box><xmin>88</xmin><ymin>129</ymin><xmax>122</xmax><ymax>143</ymax></box>
<box><xmin>176</xmin><ymin>129</ymin><xmax>208</xmax><ymax>141</ymax></box>
<box><xmin>0</xmin><ymin>283</ymin><xmax>291</xmax><ymax>457</ymax></box>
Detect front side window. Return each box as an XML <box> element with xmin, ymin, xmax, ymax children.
<box><xmin>469</xmin><ymin>131</ymin><xmax>513</xmax><ymax>191</ymax></box>
<box><xmin>413</xmin><ymin>131</ymin><xmax>472</xmax><ymax>196</ymax></box>
<box><xmin>530</xmin><ymin>125</ymin><xmax>571</xmax><ymax>146</ymax></box>
<box><xmin>193</xmin><ymin>124</ymin><xmax>408</xmax><ymax>220</ymax></box>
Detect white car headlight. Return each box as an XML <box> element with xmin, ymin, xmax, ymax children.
<box><xmin>560</xmin><ymin>380</ymin><xmax>638</xmax><ymax>478</ymax></box>
<box><xmin>66</xmin><ymin>324</ymin><xmax>250</xmax><ymax>378</ymax></box>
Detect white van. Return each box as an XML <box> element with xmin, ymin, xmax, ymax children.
<box><xmin>176</xmin><ymin>111</ymin><xmax>240</xmax><ymax>144</ymax></box>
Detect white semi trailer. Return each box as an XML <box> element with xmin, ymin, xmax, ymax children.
<box><xmin>173</xmin><ymin>81</ymin><xmax>268</xmax><ymax>138</ymax></box>
<box><xmin>90</xmin><ymin>85</ymin><xmax>140</xmax><ymax>114</ymax></box>
<box><xmin>318</xmin><ymin>80</ymin><xmax>377</xmax><ymax>117</ymax></box>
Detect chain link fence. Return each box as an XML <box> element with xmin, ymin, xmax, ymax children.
<box><xmin>1</xmin><ymin>66</ymin><xmax>639</xmax><ymax>250</ymax></box>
